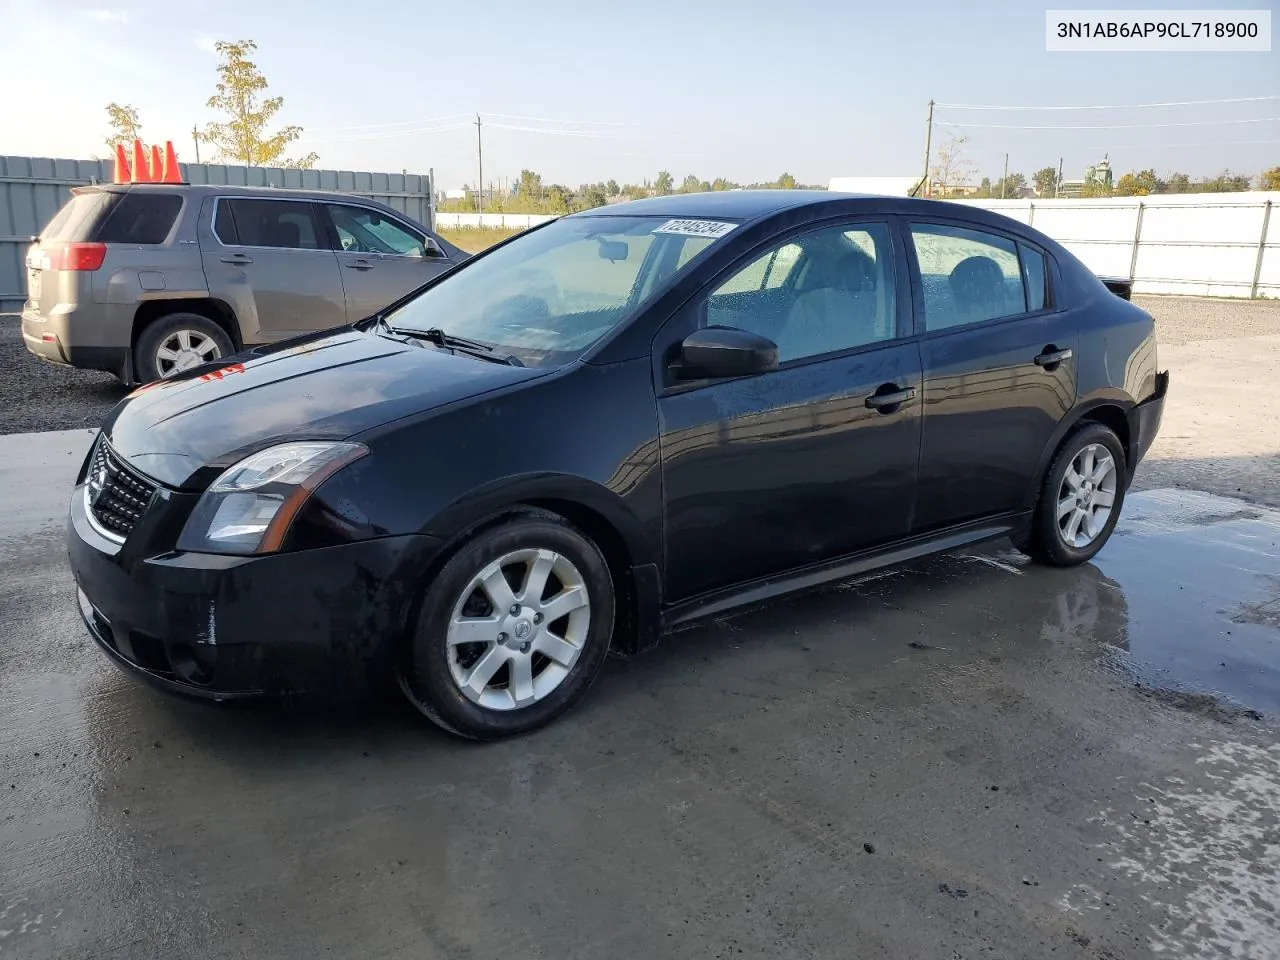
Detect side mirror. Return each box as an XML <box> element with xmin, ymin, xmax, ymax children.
<box><xmin>675</xmin><ymin>326</ymin><xmax>778</xmax><ymax>380</ymax></box>
<box><xmin>423</xmin><ymin>236</ymin><xmax>446</xmax><ymax>258</ymax></box>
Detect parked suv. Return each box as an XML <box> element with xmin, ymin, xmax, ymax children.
<box><xmin>21</xmin><ymin>184</ymin><xmax>465</xmax><ymax>383</ymax></box>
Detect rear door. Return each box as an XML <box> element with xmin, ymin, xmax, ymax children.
<box><xmin>905</xmin><ymin>219</ymin><xmax>1077</xmax><ymax>532</ymax></box>
<box><xmin>321</xmin><ymin>202</ymin><xmax>455</xmax><ymax>321</ymax></box>
<box><xmin>201</xmin><ymin>197</ymin><xmax>347</xmax><ymax>342</ymax></box>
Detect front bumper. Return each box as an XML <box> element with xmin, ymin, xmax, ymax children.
<box><xmin>68</xmin><ymin>484</ymin><xmax>443</xmax><ymax>702</ymax></box>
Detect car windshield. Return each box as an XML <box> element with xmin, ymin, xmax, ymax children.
<box><xmin>382</xmin><ymin>214</ymin><xmax>732</xmax><ymax>366</ymax></box>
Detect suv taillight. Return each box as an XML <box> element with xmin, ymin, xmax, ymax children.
<box><xmin>44</xmin><ymin>242</ymin><xmax>107</xmax><ymax>271</ymax></box>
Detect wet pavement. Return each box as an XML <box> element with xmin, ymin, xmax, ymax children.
<box><xmin>1</xmin><ymin>431</ymin><xmax>1277</xmax><ymax>960</ymax></box>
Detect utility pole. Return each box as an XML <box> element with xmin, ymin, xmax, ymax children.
<box><xmin>917</xmin><ymin>99</ymin><xmax>935</xmax><ymax>198</ymax></box>
<box><xmin>474</xmin><ymin>113</ymin><xmax>484</xmax><ymax>213</ymax></box>
<box><xmin>1056</xmin><ymin>157</ymin><xmax>1064</xmax><ymax>198</ymax></box>
<box><xmin>1001</xmin><ymin>153</ymin><xmax>1009</xmax><ymax>199</ymax></box>
<box><xmin>191</xmin><ymin>124</ymin><xmax>201</xmax><ymax>164</ymax></box>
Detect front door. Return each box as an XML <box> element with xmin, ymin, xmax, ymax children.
<box><xmin>202</xmin><ymin>197</ymin><xmax>347</xmax><ymax>342</ymax></box>
<box><xmin>906</xmin><ymin>219</ymin><xmax>1078</xmax><ymax>532</ymax></box>
<box><xmin>322</xmin><ymin>203</ymin><xmax>454</xmax><ymax>321</ymax></box>
<box><xmin>657</xmin><ymin>220</ymin><xmax>922</xmax><ymax>603</ymax></box>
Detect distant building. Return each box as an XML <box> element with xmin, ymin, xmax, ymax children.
<box><xmin>828</xmin><ymin>176</ymin><xmax>923</xmax><ymax>196</ymax></box>
<box><xmin>1056</xmin><ymin>155</ymin><xmax>1113</xmax><ymax>198</ymax></box>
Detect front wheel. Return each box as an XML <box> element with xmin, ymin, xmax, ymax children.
<box><xmin>1024</xmin><ymin>422</ymin><xmax>1128</xmax><ymax>567</ymax></box>
<box><xmin>400</xmin><ymin>514</ymin><xmax>615</xmax><ymax>739</ymax></box>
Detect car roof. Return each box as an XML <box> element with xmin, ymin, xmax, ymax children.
<box><xmin>570</xmin><ymin>189</ymin><xmax>1017</xmax><ymax>226</ymax></box>
<box><xmin>86</xmin><ymin>182</ymin><xmax>397</xmax><ymax>205</ymax></box>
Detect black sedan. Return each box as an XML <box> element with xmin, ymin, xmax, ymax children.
<box><xmin>68</xmin><ymin>191</ymin><xmax>1169</xmax><ymax>738</ymax></box>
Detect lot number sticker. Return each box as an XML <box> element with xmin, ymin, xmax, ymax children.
<box><xmin>654</xmin><ymin>219</ymin><xmax>738</xmax><ymax>239</ymax></box>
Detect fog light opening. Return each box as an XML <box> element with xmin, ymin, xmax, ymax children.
<box><xmin>169</xmin><ymin>642</ymin><xmax>214</xmax><ymax>685</ymax></box>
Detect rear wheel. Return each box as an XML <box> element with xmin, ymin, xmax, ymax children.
<box><xmin>135</xmin><ymin>313</ymin><xmax>233</xmax><ymax>382</ymax></box>
<box><xmin>1024</xmin><ymin>422</ymin><xmax>1127</xmax><ymax>567</ymax></box>
<box><xmin>399</xmin><ymin>514</ymin><xmax>615</xmax><ymax>739</ymax></box>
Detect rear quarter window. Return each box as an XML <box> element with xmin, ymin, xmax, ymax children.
<box><xmin>39</xmin><ymin>192</ymin><xmax>115</xmax><ymax>241</ymax></box>
<box><xmin>94</xmin><ymin>193</ymin><xmax>183</xmax><ymax>244</ymax></box>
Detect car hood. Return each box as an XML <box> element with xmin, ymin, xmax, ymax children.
<box><xmin>104</xmin><ymin>328</ymin><xmax>547</xmax><ymax>489</ymax></box>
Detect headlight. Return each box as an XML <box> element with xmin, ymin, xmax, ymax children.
<box><xmin>177</xmin><ymin>441</ymin><xmax>367</xmax><ymax>554</ymax></box>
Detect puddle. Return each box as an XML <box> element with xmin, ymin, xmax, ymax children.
<box><xmin>1087</xmin><ymin>488</ymin><xmax>1280</xmax><ymax>719</ymax></box>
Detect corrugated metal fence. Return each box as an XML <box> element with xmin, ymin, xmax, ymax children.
<box><xmin>954</xmin><ymin>192</ymin><xmax>1278</xmax><ymax>298</ymax></box>
<box><xmin>0</xmin><ymin>155</ymin><xmax>435</xmax><ymax>313</ymax></box>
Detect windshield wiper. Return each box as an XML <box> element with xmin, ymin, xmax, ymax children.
<box><xmin>416</xmin><ymin>327</ymin><xmax>525</xmax><ymax>367</ymax></box>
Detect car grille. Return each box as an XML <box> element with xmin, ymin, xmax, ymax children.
<box><xmin>86</xmin><ymin>438</ymin><xmax>157</xmax><ymax>539</ymax></box>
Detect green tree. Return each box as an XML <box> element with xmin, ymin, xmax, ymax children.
<box><xmin>655</xmin><ymin>170</ymin><xmax>673</xmax><ymax>195</ymax></box>
<box><xmin>996</xmin><ymin>172</ymin><xmax>1027</xmax><ymax>198</ymax></box>
<box><xmin>776</xmin><ymin>172</ymin><xmax>797</xmax><ymax>190</ymax></box>
<box><xmin>1200</xmin><ymin>170</ymin><xmax>1250</xmax><ymax>192</ymax></box>
<box><xmin>977</xmin><ymin>176</ymin><xmax>993</xmax><ymax>198</ymax></box>
<box><xmin>678</xmin><ymin>174</ymin><xmax>703</xmax><ymax>193</ymax></box>
<box><xmin>200</xmin><ymin>40</ymin><xmax>317</xmax><ymax>168</ymax></box>
<box><xmin>545</xmin><ymin>186</ymin><xmax>569</xmax><ymax>213</ymax></box>
<box><xmin>929</xmin><ymin>134</ymin><xmax>974</xmax><ymax>197</ymax></box>
<box><xmin>516</xmin><ymin>169</ymin><xmax>543</xmax><ymax>199</ymax></box>
<box><xmin>104</xmin><ymin>102</ymin><xmax>142</xmax><ymax>150</ymax></box>
<box><xmin>1081</xmin><ymin>180</ymin><xmax>1112</xmax><ymax>199</ymax></box>
<box><xmin>1164</xmin><ymin>172</ymin><xmax>1191</xmax><ymax>193</ymax></box>
<box><xmin>1261</xmin><ymin>167</ymin><xmax>1280</xmax><ymax>191</ymax></box>
<box><xmin>1033</xmin><ymin>166</ymin><xmax>1058</xmax><ymax>197</ymax></box>
<box><xmin>574</xmin><ymin>184</ymin><xmax>608</xmax><ymax>210</ymax></box>
<box><xmin>606</xmin><ymin>179</ymin><xmax>619</xmax><ymax>196</ymax></box>
<box><xmin>711</xmin><ymin>177</ymin><xmax>739</xmax><ymax>191</ymax></box>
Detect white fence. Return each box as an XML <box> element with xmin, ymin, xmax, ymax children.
<box><xmin>434</xmin><ymin>212</ymin><xmax>558</xmax><ymax>230</ymax></box>
<box><xmin>954</xmin><ymin>192</ymin><xmax>1278</xmax><ymax>298</ymax></box>
<box><xmin>434</xmin><ymin>193</ymin><xmax>1278</xmax><ymax>299</ymax></box>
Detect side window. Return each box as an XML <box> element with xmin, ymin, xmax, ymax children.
<box><xmin>1020</xmin><ymin>242</ymin><xmax>1049</xmax><ymax>312</ymax></box>
<box><xmin>704</xmin><ymin>222</ymin><xmax>897</xmax><ymax>364</ymax></box>
<box><xmin>910</xmin><ymin>222</ymin><xmax>1027</xmax><ymax>331</ymax></box>
<box><xmin>326</xmin><ymin>205</ymin><xmax>429</xmax><ymax>258</ymax></box>
<box><xmin>221</xmin><ymin>199</ymin><xmax>322</xmax><ymax>250</ymax></box>
<box><xmin>94</xmin><ymin>194</ymin><xmax>182</xmax><ymax>244</ymax></box>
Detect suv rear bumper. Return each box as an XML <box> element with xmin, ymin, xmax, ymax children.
<box><xmin>22</xmin><ymin>303</ymin><xmax>133</xmax><ymax>380</ymax></box>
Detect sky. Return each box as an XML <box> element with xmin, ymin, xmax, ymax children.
<box><xmin>2</xmin><ymin>0</ymin><xmax>1277</xmax><ymax>189</ymax></box>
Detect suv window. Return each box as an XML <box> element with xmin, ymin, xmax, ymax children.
<box><xmin>704</xmin><ymin>223</ymin><xmax>897</xmax><ymax>363</ymax></box>
<box><xmin>40</xmin><ymin>192</ymin><xmax>115</xmax><ymax>242</ymax></box>
<box><xmin>325</xmin><ymin>204</ymin><xmax>431</xmax><ymax>257</ymax></box>
<box><xmin>1020</xmin><ymin>242</ymin><xmax>1049</xmax><ymax>312</ymax></box>
<box><xmin>909</xmin><ymin>222</ymin><xmax>1028</xmax><ymax>330</ymax></box>
<box><xmin>217</xmin><ymin>199</ymin><xmax>322</xmax><ymax>250</ymax></box>
<box><xmin>95</xmin><ymin>193</ymin><xmax>182</xmax><ymax>244</ymax></box>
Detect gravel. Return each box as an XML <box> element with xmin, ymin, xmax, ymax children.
<box><xmin>0</xmin><ymin>315</ymin><xmax>126</xmax><ymax>435</ymax></box>
<box><xmin>3</xmin><ymin>296</ymin><xmax>1278</xmax><ymax>436</ymax></box>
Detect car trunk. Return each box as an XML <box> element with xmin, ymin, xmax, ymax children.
<box><xmin>25</xmin><ymin>189</ymin><xmax>117</xmax><ymax>315</ymax></box>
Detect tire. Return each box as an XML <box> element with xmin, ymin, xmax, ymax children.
<box><xmin>135</xmin><ymin>312</ymin><xmax>234</xmax><ymax>382</ymax></box>
<box><xmin>399</xmin><ymin>513</ymin><xmax>615</xmax><ymax>739</ymax></box>
<box><xmin>1024</xmin><ymin>422</ymin><xmax>1127</xmax><ymax>567</ymax></box>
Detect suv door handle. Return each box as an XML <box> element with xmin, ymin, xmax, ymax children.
<box><xmin>1034</xmin><ymin>346</ymin><xmax>1073</xmax><ymax>367</ymax></box>
<box><xmin>345</xmin><ymin>259</ymin><xmax>374</xmax><ymax>271</ymax></box>
<box><xmin>220</xmin><ymin>253</ymin><xmax>253</xmax><ymax>264</ymax></box>
<box><xmin>865</xmin><ymin>385</ymin><xmax>917</xmax><ymax>411</ymax></box>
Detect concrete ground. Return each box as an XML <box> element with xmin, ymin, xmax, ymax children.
<box><xmin>1</xmin><ymin>295</ymin><xmax>1278</xmax><ymax>960</ymax></box>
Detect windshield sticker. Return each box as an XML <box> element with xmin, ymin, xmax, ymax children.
<box><xmin>654</xmin><ymin>219</ymin><xmax>738</xmax><ymax>239</ymax></box>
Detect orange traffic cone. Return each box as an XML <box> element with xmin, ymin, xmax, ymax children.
<box><xmin>150</xmin><ymin>144</ymin><xmax>163</xmax><ymax>182</ymax></box>
<box><xmin>161</xmin><ymin>141</ymin><xmax>181</xmax><ymax>183</ymax></box>
<box><xmin>113</xmin><ymin>143</ymin><xmax>130</xmax><ymax>183</ymax></box>
<box><xmin>131</xmin><ymin>138</ymin><xmax>149</xmax><ymax>182</ymax></box>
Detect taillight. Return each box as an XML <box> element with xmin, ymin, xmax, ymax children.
<box><xmin>44</xmin><ymin>242</ymin><xmax>107</xmax><ymax>271</ymax></box>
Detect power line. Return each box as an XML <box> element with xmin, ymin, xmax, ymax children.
<box><xmin>486</xmin><ymin>123</ymin><xmax>623</xmax><ymax>139</ymax></box>
<box><xmin>935</xmin><ymin>116</ymin><xmax>1279</xmax><ymax>131</ymax></box>
<box><xmin>934</xmin><ymin>94</ymin><xmax>1280</xmax><ymax>111</ymax></box>
<box><xmin>297</xmin><ymin>122</ymin><xmax>471</xmax><ymax>144</ymax></box>
<box><xmin>486</xmin><ymin>113</ymin><xmax>629</xmax><ymax>126</ymax></box>
<box><xmin>307</xmin><ymin>113</ymin><xmax>472</xmax><ymax>133</ymax></box>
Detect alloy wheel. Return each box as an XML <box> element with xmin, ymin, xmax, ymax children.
<box><xmin>155</xmin><ymin>329</ymin><xmax>222</xmax><ymax>377</ymax></box>
<box><xmin>446</xmin><ymin>548</ymin><xmax>591</xmax><ymax>711</ymax></box>
<box><xmin>1056</xmin><ymin>442</ymin><xmax>1118</xmax><ymax>548</ymax></box>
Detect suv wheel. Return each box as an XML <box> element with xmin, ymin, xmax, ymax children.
<box><xmin>399</xmin><ymin>514</ymin><xmax>615</xmax><ymax>739</ymax></box>
<box><xmin>1024</xmin><ymin>422</ymin><xmax>1127</xmax><ymax>567</ymax></box>
<box><xmin>135</xmin><ymin>313</ymin><xmax>234</xmax><ymax>382</ymax></box>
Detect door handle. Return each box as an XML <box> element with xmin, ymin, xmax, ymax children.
<box><xmin>345</xmin><ymin>259</ymin><xmax>374</xmax><ymax>271</ymax></box>
<box><xmin>865</xmin><ymin>385</ymin><xmax>917</xmax><ymax>411</ymax></box>
<box><xmin>219</xmin><ymin>253</ymin><xmax>253</xmax><ymax>264</ymax></box>
<box><xmin>1034</xmin><ymin>346</ymin><xmax>1073</xmax><ymax>367</ymax></box>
